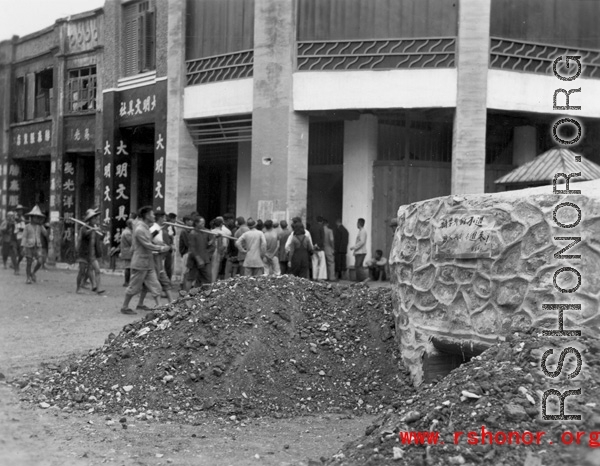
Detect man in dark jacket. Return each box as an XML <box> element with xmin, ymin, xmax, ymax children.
<box><xmin>186</xmin><ymin>216</ymin><xmax>216</xmax><ymax>288</ymax></box>
<box><xmin>334</xmin><ymin>218</ymin><xmax>349</xmax><ymax>280</ymax></box>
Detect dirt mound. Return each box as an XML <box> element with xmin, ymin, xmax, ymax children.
<box><xmin>324</xmin><ymin>333</ymin><xmax>600</xmax><ymax>466</ymax></box>
<box><xmin>19</xmin><ymin>276</ymin><xmax>413</xmax><ymax>421</ymax></box>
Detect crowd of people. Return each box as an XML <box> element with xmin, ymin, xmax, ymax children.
<box><xmin>0</xmin><ymin>204</ymin><xmax>49</xmax><ymax>284</ymax></box>
<box><xmin>1</xmin><ymin>203</ymin><xmax>388</xmax><ymax>314</ymax></box>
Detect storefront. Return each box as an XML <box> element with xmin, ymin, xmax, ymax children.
<box><xmin>101</xmin><ymin>80</ymin><xmax>167</xmax><ymax>245</ymax></box>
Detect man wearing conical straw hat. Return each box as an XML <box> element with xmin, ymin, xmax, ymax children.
<box><xmin>20</xmin><ymin>205</ymin><xmax>48</xmax><ymax>284</ymax></box>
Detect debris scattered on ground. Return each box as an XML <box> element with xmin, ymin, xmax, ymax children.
<box><xmin>324</xmin><ymin>333</ymin><xmax>600</xmax><ymax>466</ymax></box>
<box><xmin>16</xmin><ymin>276</ymin><xmax>414</xmax><ymax>421</ymax></box>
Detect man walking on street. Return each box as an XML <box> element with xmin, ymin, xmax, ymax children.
<box><xmin>120</xmin><ymin>206</ymin><xmax>172</xmax><ymax>315</ymax></box>
<box><xmin>21</xmin><ymin>206</ymin><xmax>48</xmax><ymax>285</ymax></box>
<box><xmin>350</xmin><ymin>218</ymin><xmax>367</xmax><ymax>282</ymax></box>
<box><xmin>76</xmin><ymin>208</ymin><xmax>104</xmax><ymax>294</ymax></box>
<box><xmin>235</xmin><ymin>218</ymin><xmax>266</xmax><ymax>276</ymax></box>
<box><xmin>14</xmin><ymin>205</ymin><xmax>26</xmax><ymax>267</ymax></box>
<box><xmin>1</xmin><ymin>212</ymin><xmax>19</xmax><ymax>273</ymax></box>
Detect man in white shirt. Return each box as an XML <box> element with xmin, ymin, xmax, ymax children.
<box><xmin>349</xmin><ymin>218</ymin><xmax>367</xmax><ymax>282</ymax></box>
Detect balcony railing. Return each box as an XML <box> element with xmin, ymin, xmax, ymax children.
<box><xmin>490</xmin><ymin>37</ymin><xmax>600</xmax><ymax>78</ymax></box>
<box><xmin>297</xmin><ymin>37</ymin><xmax>456</xmax><ymax>71</ymax></box>
<box><xmin>186</xmin><ymin>50</ymin><xmax>253</xmax><ymax>86</ymax></box>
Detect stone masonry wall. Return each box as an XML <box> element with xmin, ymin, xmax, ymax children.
<box><xmin>389</xmin><ymin>181</ymin><xmax>600</xmax><ymax>386</ymax></box>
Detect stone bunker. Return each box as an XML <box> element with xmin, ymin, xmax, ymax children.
<box><xmin>389</xmin><ymin>180</ymin><xmax>600</xmax><ymax>385</ymax></box>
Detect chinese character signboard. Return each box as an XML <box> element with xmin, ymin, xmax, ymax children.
<box><xmin>65</xmin><ymin>116</ymin><xmax>95</xmax><ymax>152</ymax></box>
<box><xmin>10</xmin><ymin>121</ymin><xmax>52</xmax><ymax>158</ymax></box>
<box><xmin>118</xmin><ymin>86</ymin><xmax>157</xmax><ymax>127</ymax></box>
<box><xmin>111</xmin><ymin>137</ymin><xmax>131</xmax><ymax>244</ymax></box>
<box><xmin>61</xmin><ymin>156</ymin><xmax>77</xmax><ymax>221</ymax></box>
<box><xmin>153</xmin><ymin>132</ymin><xmax>166</xmax><ymax>212</ymax></box>
<box><xmin>6</xmin><ymin>162</ymin><xmax>21</xmax><ymax>209</ymax></box>
<box><xmin>432</xmin><ymin>214</ymin><xmax>499</xmax><ymax>259</ymax></box>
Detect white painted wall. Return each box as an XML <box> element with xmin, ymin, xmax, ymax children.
<box><xmin>488</xmin><ymin>69</ymin><xmax>600</xmax><ymax>117</ymax></box>
<box><xmin>183</xmin><ymin>78</ymin><xmax>253</xmax><ymax>119</ymax></box>
<box><xmin>343</xmin><ymin>115</ymin><xmax>377</xmax><ymax>268</ymax></box>
<box><xmin>293</xmin><ymin>69</ymin><xmax>457</xmax><ymax>111</ymax></box>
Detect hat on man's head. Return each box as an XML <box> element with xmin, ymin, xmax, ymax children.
<box><xmin>84</xmin><ymin>208</ymin><xmax>100</xmax><ymax>222</ymax></box>
<box><xmin>247</xmin><ymin>218</ymin><xmax>256</xmax><ymax>228</ymax></box>
<box><xmin>26</xmin><ymin>205</ymin><xmax>45</xmax><ymax>218</ymax></box>
<box><xmin>15</xmin><ymin>204</ymin><xmax>25</xmax><ymax>211</ymax></box>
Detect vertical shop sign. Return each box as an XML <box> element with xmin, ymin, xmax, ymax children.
<box><xmin>112</xmin><ymin>138</ymin><xmax>130</xmax><ymax>244</ymax></box>
<box><xmin>6</xmin><ymin>162</ymin><xmax>21</xmax><ymax>209</ymax></box>
<box><xmin>61</xmin><ymin>157</ymin><xmax>77</xmax><ymax>221</ymax></box>
<box><xmin>153</xmin><ymin>132</ymin><xmax>166</xmax><ymax>212</ymax></box>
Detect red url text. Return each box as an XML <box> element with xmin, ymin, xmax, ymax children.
<box><xmin>400</xmin><ymin>426</ymin><xmax>600</xmax><ymax>447</ymax></box>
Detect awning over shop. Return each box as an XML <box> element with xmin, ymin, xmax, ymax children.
<box><xmin>185</xmin><ymin>115</ymin><xmax>252</xmax><ymax>146</ymax></box>
<box><xmin>495</xmin><ymin>147</ymin><xmax>600</xmax><ymax>186</ymax></box>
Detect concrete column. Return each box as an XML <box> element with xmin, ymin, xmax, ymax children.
<box><xmin>451</xmin><ymin>0</ymin><xmax>491</xmax><ymax>194</ymax></box>
<box><xmin>512</xmin><ymin>126</ymin><xmax>537</xmax><ymax>166</ymax></box>
<box><xmin>236</xmin><ymin>141</ymin><xmax>252</xmax><ymax>217</ymax></box>
<box><xmin>165</xmin><ymin>0</ymin><xmax>198</xmax><ymax>278</ymax></box>
<box><xmin>342</xmin><ymin>114</ymin><xmax>377</xmax><ymax>266</ymax></box>
<box><xmin>165</xmin><ymin>0</ymin><xmax>198</xmax><ymax>217</ymax></box>
<box><xmin>251</xmin><ymin>0</ymin><xmax>309</xmax><ymax>221</ymax></box>
<box><xmin>0</xmin><ymin>41</ymin><xmax>12</xmax><ymax>217</ymax></box>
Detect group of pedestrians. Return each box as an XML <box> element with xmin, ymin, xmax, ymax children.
<box><xmin>2</xmin><ymin>202</ymin><xmax>378</xmax><ymax>314</ymax></box>
<box><xmin>0</xmin><ymin>204</ymin><xmax>49</xmax><ymax>284</ymax></box>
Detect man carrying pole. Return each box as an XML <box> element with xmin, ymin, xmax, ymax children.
<box><xmin>120</xmin><ymin>206</ymin><xmax>171</xmax><ymax>315</ymax></box>
<box><xmin>76</xmin><ymin>208</ymin><xmax>105</xmax><ymax>294</ymax></box>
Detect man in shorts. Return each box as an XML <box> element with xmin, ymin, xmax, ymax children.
<box><xmin>20</xmin><ymin>206</ymin><xmax>48</xmax><ymax>284</ymax></box>
<box><xmin>120</xmin><ymin>206</ymin><xmax>171</xmax><ymax>315</ymax></box>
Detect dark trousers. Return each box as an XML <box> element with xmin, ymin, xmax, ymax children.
<box><xmin>124</xmin><ymin>267</ymin><xmax>131</xmax><ymax>285</ymax></box>
<box><xmin>279</xmin><ymin>260</ymin><xmax>288</xmax><ymax>275</ymax></box>
<box><xmin>2</xmin><ymin>241</ymin><xmax>18</xmax><ymax>270</ymax></box>
<box><xmin>354</xmin><ymin>254</ymin><xmax>366</xmax><ymax>281</ymax></box>
<box><xmin>335</xmin><ymin>252</ymin><xmax>347</xmax><ymax>278</ymax></box>
<box><xmin>164</xmin><ymin>251</ymin><xmax>173</xmax><ymax>280</ymax></box>
<box><xmin>369</xmin><ymin>265</ymin><xmax>386</xmax><ymax>281</ymax></box>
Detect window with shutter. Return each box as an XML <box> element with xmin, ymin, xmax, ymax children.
<box><xmin>122</xmin><ymin>0</ymin><xmax>155</xmax><ymax>77</ymax></box>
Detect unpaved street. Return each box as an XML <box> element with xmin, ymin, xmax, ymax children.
<box><xmin>0</xmin><ymin>267</ymin><xmax>376</xmax><ymax>466</ymax></box>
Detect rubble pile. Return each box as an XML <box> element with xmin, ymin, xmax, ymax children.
<box><xmin>324</xmin><ymin>333</ymin><xmax>600</xmax><ymax>466</ymax></box>
<box><xmin>18</xmin><ymin>276</ymin><xmax>413</xmax><ymax>421</ymax></box>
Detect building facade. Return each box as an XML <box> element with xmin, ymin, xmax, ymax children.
<box><xmin>1</xmin><ymin>0</ymin><xmax>600</xmax><ymax>267</ymax></box>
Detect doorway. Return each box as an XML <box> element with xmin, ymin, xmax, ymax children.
<box><xmin>76</xmin><ymin>154</ymin><xmax>95</xmax><ymax>217</ymax></box>
<box><xmin>20</xmin><ymin>158</ymin><xmax>51</xmax><ymax>213</ymax></box>
<box><xmin>197</xmin><ymin>143</ymin><xmax>237</xmax><ymax>221</ymax></box>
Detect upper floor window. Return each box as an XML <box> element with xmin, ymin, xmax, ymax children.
<box><xmin>34</xmin><ymin>69</ymin><xmax>53</xmax><ymax>119</ymax></box>
<box><xmin>14</xmin><ymin>76</ymin><xmax>27</xmax><ymax>123</ymax></box>
<box><xmin>13</xmin><ymin>69</ymin><xmax>53</xmax><ymax>122</ymax></box>
<box><xmin>67</xmin><ymin>66</ymin><xmax>97</xmax><ymax>113</ymax></box>
<box><xmin>122</xmin><ymin>0</ymin><xmax>156</xmax><ymax>77</ymax></box>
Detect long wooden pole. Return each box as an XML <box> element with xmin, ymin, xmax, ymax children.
<box><xmin>164</xmin><ymin>221</ymin><xmax>236</xmax><ymax>241</ymax></box>
<box><xmin>65</xmin><ymin>217</ymin><xmax>105</xmax><ymax>237</ymax></box>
